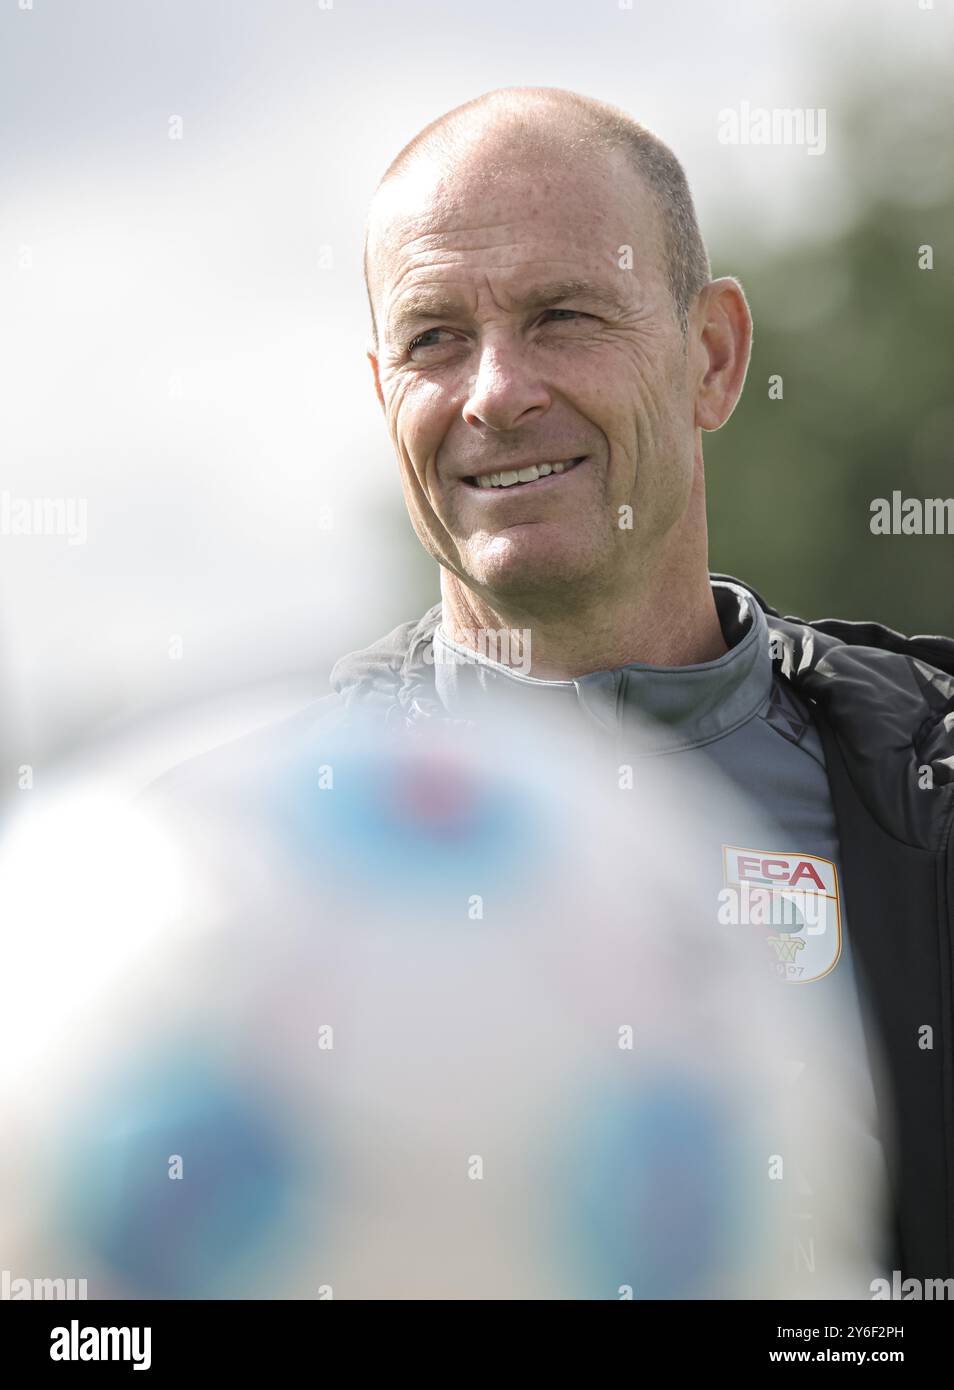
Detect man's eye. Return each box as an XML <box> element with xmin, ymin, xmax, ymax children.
<box><xmin>408</xmin><ymin>328</ymin><xmax>450</xmax><ymax>354</ymax></box>
<box><xmin>407</xmin><ymin>312</ymin><xmax>590</xmax><ymax>356</ymax></box>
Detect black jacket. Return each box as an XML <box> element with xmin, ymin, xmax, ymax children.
<box><xmin>725</xmin><ymin>575</ymin><xmax>954</xmax><ymax>1284</ymax></box>
<box><xmin>319</xmin><ymin>571</ymin><xmax>954</xmax><ymax>1280</ymax></box>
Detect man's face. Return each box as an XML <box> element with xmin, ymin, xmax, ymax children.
<box><xmin>367</xmin><ymin>142</ymin><xmax>701</xmax><ymax>611</ymax></box>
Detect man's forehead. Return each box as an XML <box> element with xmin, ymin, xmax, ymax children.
<box><xmin>373</xmin><ymin>144</ymin><xmax>646</xmax><ymax>242</ymax></box>
<box><xmin>368</xmin><ymin>147</ymin><xmax>660</xmax><ymax>314</ymax></box>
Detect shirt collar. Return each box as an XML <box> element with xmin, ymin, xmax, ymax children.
<box><xmin>429</xmin><ymin>579</ymin><xmax>773</xmax><ymax>752</ymax></box>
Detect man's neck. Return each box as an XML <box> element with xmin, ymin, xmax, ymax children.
<box><xmin>440</xmin><ymin>569</ymin><xmax>729</xmax><ymax>681</ymax></box>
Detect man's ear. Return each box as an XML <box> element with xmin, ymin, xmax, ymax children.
<box><xmin>692</xmin><ymin>277</ymin><xmax>753</xmax><ymax>431</ymax></box>
<box><xmin>367</xmin><ymin>349</ymin><xmax>385</xmax><ymax>412</ymax></box>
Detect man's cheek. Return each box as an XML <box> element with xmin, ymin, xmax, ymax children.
<box><xmin>401</xmin><ymin>452</ymin><xmax>444</xmax><ymax>526</ymax></box>
<box><xmin>383</xmin><ymin>373</ymin><xmax>416</xmax><ymax>431</ymax></box>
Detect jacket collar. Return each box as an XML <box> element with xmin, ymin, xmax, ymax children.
<box><xmin>329</xmin><ymin>571</ymin><xmax>954</xmax><ymax>846</ymax></box>
<box><xmin>427</xmin><ymin>579</ymin><xmax>773</xmax><ymax>753</ymax></box>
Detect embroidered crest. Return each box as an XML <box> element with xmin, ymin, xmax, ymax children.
<box><xmin>721</xmin><ymin>845</ymin><xmax>842</xmax><ymax>982</ymax></box>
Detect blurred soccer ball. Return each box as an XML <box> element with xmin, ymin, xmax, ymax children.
<box><xmin>0</xmin><ymin>706</ymin><xmax>882</xmax><ymax>1298</ymax></box>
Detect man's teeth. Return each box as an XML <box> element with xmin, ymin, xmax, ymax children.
<box><xmin>475</xmin><ymin>458</ymin><xmax>581</xmax><ymax>489</ymax></box>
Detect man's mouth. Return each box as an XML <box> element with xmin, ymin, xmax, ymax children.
<box><xmin>463</xmin><ymin>457</ymin><xmax>587</xmax><ymax>490</ymax></box>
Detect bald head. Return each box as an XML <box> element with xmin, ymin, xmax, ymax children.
<box><xmin>363</xmin><ymin>86</ymin><xmax>711</xmax><ymax>345</ymax></box>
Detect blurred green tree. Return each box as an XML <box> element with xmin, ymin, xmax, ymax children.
<box><xmin>707</xmin><ymin>70</ymin><xmax>954</xmax><ymax>635</ymax></box>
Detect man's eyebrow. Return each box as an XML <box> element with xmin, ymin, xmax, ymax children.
<box><xmin>387</xmin><ymin>279</ymin><xmax>625</xmax><ymax>338</ymax></box>
<box><xmin>515</xmin><ymin>279</ymin><xmax>626</xmax><ymax>312</ymax></box>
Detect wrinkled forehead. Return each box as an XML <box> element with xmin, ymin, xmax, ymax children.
<box><xmin>366</xmin><ymin>143</ymin><xmax>664</xmax><ymax>328</ymax></box>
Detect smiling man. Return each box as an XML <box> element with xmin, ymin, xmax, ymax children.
<box><xmin>340</xmin><ymin>87</ymin><xmax>954</xmax><ymax>1288</ymax></box>
<box><xmin>363</xmin><ymin>87</ymin><xmax>747</xmax><ymax>677</ymax></box>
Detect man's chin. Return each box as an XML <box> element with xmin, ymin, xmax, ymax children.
<box><xmin>462</xmin><ymin>535</ymin><xmax>597</xmax><ymax>608</ymax></box>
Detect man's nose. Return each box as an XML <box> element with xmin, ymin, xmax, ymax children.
<box><xmin>462</xmin><ymin>339</ymin><xmax>551</xmax><ymax>432</ymax></box>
